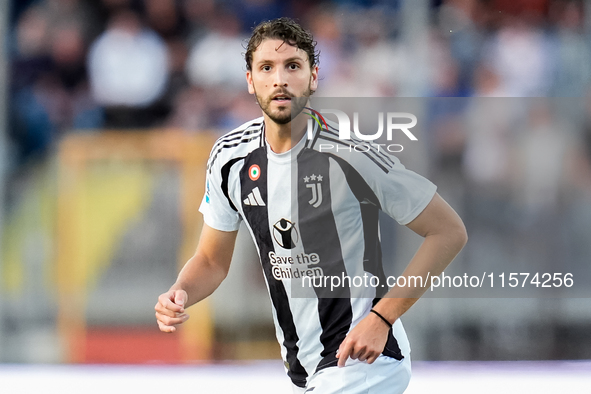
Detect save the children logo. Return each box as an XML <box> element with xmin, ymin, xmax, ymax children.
<box><xmin>304</xmin><ymin>107</ymin><xmax>418</xmax><ymax>153</ymax></box>
<box><xmin>272</xmin><ymin>218</ymin><xmax>299</xmax><ymax>249</ymax></box>
<box><xmin>269</xmin><ymin>218</ymin><xmax>325</xmax><ymax>281</ymax></box>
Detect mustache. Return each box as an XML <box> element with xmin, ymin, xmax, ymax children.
<box><xmin>270</xmin><ymin>89</ymin><xmax>293</xmax><ymax>98</ymax></box>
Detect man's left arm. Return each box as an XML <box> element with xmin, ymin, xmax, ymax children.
<box><xmin>336</xmin><ymin>192</ymin><xmax>468</xmax><ymax>367</ymax></box>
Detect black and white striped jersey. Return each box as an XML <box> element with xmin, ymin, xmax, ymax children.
<box><xmin>199</xmin><ymin>116</ymin><xmax>436</xmax><ymax>388</ymax></box>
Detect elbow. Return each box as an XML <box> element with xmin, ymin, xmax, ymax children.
<box><xmin>434</xmin><ymin>213</ymin><xmax>467</xmax><ymax>254</ymax></box>
<box><xmin>453</xmin><ymin>219</ymin><xmax>468</xmax><ymax>252</ymax></box>
<box><xmin>220</xmin><ymin>265</ymin><xmax>231</xmax><ymax>281</ymax></box>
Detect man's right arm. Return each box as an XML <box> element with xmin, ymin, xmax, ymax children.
<box><xmin>154</xmin><ymin>224</ymin><xmax>238</xmax><ymax>333</ymax></box>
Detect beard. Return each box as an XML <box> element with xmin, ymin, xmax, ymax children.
<box><xmin>254</xmin><ymin>84</ymin><xmax>313</xmax><ymax>125</ymax></box>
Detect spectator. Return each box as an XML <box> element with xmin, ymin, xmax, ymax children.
<box><xmin>484</xmin><ymin>17</ymin><xmax>554</xmax><ymax>96</ymax></box>
<box><xmin>87</xmin><ymin>10</ymin><xmax>169</xmax><ymax>127</ymax></box>
<box><xmin>143</xmin><ymin>0</ymin><xmax>186</xmax><ymax>39</ymax></box>
<box><xmin>185</xmin><ymin>11</ymin><xmax>245</xmax><ymax>90</ymax></box>
<box><xmin>350</xmin><ymin>9</ymin><xmax>401</xmax><ymax>96</ymax></box>
<box><xmin>10</xmin><ymin>6</ymin><xmax>102</xmax><ymax>166</ymax></box>
<box><xmin>437</xmin><ymin>0</ymin><xmax>483</xmax><ymax>96</ymax></box>
<box><xmin>550</xmin><ymin>0</ymin><xmax>591</xmax><ymax>97</ymax></box>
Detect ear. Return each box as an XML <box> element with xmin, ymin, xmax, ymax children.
<box><xmin>310</xmin><ymin>65</ymin><xmax>319</xmax><ymax>92</ymax></box>
<box><xmin>246</xmin><ymin>70</ymin><xmax>255</xmax><ymax>94</ymax></box>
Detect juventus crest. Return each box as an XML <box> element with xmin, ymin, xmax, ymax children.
<box><xmin>303</xmin><ymin>174</ymin><xmax>323</xmax><ymax>208</ymax></box>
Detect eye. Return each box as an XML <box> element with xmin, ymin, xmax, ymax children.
<box><xmin>288</xmin><ymin>63</ymin><xmax>300</xmax><ymax>70</ymax></box>
<box><xmin>261</xmin><ymin>65</ymin><xmax>271</xmax><ymax>72</ymax></box>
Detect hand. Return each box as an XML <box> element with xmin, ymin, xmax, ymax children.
<box><xmin>155</xmin><ymin>289</ymin><xmax>190</xmax><ymax>333</ymax></box>
<box><xmin>336</xmin><ymin>312</ymin><xmax>391</xmax><ymax>367</ymax></box>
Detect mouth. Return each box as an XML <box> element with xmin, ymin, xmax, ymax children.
<box><xmin>272</xmin><ymin>93</ymin><xmax>292</xmax><ymax>104</ymax></box>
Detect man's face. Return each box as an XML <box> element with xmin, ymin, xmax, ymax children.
<box><xmin>246</xmin><ymin>38</ymin><xmax>318</xmax><ymax>125</ymax></box>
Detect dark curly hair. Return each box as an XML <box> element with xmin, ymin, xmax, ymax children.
<box><xmin>245</xmin><ymin>17</ymin><xmax>319</xmax><ymax>71</ymax></box>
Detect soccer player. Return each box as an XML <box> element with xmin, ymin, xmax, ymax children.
<box><xmin>155</xmin><ymin>17</ymin><xmax>467</xmax><ymax>393</ymax></box>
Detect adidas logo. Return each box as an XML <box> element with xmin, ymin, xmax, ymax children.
<box><xmin>244</xmin><ymin>187</ymin><xmax>266</xmax><ymax>206</ymax></box>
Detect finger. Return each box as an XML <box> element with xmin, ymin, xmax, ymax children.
<box><xmin>154</xmin><ymin>300</ymin><xmax>181</xmax><ymax>317</ymax></box>
<box><xmin>157</xmin><ymin>320</ymin><xmax>176</xmax><ymax>333</ymax></box>
<box><xmin>154</xmin><ymin>302</ymin><xmax>178</xmax><ymax>318</ymax></box>
<box><xmin>158</xmin><ymin>293</ymin><xmax>184</xmax><ymax>313</ymax></box>
<box><xmin>173</xmin><ymin>290</ymin><xmax>187</xmax><ymax>308</ymax></box>
<box><xmin>337</xmin><ymin>341</ymin><xmax>353</xmax><ymax>368</ymax></box>
<box><xmin>351</xmin><ymin>346</ymin><xmax>365</xmax><ymax>361</ymax></box>
<box><xmin>156</xmin><ymin>311</ymin><xmax>190</xmax><ymax>327</ymax></box>
<box><xmin>366</xmin><ymin>353</ymin><xmax>379</xmax><ymax>364</ymax></box>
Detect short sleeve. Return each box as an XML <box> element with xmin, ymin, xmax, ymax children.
<box><xmin>376</xmin><ymin>162</ymin><xmax>437</xmax><ymax>225</ymax></box>
<box><xmin>343</xmin><ymin>152</ymin><xmax>436</xmax><ymax>225</ymax></box>
<box><xmin>198</xmin><ymin>159</ymin><xmax>241</xmax><ymax>232</ymax></box>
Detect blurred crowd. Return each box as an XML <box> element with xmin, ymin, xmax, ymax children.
<box><xmin>7</xmin><ymin>0</ymin><xmax>591</xmax><ymax>169</ymax></box>
<box><xmin>6</xmin><ymin>0</ymin><xmax>591</xmax><ymax>276</ymax></box>
<box><xmin>4</xmin><ymin>0</ymin><xmax>591</xmax><ymax>363</ymax></box>
<box><xmin>6</xmin><ymin>1</ymin><xmax>591</xmax><ymax>247</ymax></box>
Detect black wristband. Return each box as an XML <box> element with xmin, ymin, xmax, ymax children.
<box><xmin>370</xmin><ymin>309</ymin><xmax>392</xmax><ymax>328</ymax></box>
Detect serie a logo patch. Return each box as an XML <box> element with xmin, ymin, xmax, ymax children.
<box><xmin>249</xmin><ymin>164</ymin><xmax>261</xmax><ymax>181</ymax></box>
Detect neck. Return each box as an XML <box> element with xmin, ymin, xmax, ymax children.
<box><xmin>264</xmin><ymin>111</ymin><xmax>308</xmax><ymax>154</ymax></box>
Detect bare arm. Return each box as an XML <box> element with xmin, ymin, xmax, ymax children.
<box><xmin>373</xmin><ymin>192</ymin><xmax>468</xmax><ymax>322</ymax></box>
<box><xmin>155</xmin><ymin>224</ymin><xmax>238</xmax><ymax>333</ymax></box>
<box><xmin>337</xmin><ymin>193</ymin><xmax>467</xmax><ymax>366</ymax></box>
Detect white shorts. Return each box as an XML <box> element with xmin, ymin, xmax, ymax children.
<box><xmin>291</xmin><ymin>354</ymin><xmax>411</xmax><ymax>394</ymax></box>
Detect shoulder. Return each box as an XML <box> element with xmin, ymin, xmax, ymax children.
<box><xmin>207</xmin><ymin>117</ymin><xmax>265</xmax><ymax>173</ymax></box>
<box><xmin>309</xmin><ymin>118</ymin><xmax>400</xmax><ymax>174</ymax></box>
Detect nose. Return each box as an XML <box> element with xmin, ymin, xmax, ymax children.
<box><xmin>273</xmin><ymin>67</ymin><xmax>288</xmax><ymax>88</ymax></box>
